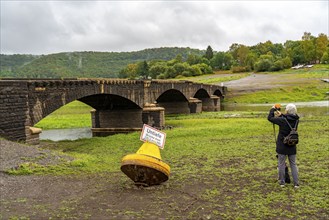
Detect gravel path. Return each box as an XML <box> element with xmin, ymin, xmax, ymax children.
<box><xmin>0</xmin><ymin>139</ymin><xmax>72</xmax><ymax>172</ymax></box>
<box><xmin>220</xmin><ymin>73</ymin><xmax>313</xmax><ymax>99</ymax></box>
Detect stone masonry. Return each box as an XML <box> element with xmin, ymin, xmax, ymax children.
<box><xmin>0</xmin><ymin>79</ymin><xmax>226</xmax><ymax>144</ymax></box>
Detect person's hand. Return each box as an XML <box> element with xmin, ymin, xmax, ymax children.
<box><xmin>274</xmin><ymin>103</ymin><xmax>281</xmax><ymax>109</ymax></box>
<box><xmin>275</xmin><ymin>110</ymin><xmax>282</xmax><ymax>117</ymax></box>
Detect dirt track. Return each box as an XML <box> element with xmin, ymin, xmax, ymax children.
<box><xmin>221</xmin><ymin>73</ymin><xmax>311</xmax><ymax>99</ymax></box>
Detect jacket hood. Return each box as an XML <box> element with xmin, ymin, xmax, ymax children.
<box><xmin>285</xmin><ymin>114</ymin><xmax>299</xmax><ymax>120</ymax></box>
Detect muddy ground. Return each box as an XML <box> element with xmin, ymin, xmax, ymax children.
<box><xmin>0</xmin><ymin>140</ymin><xmax>246</xmax><ymax>219</ymax></box>
<box><xmin>0</xmin><ymin>74</ymin><xmax>322</xmax><ymax>219</ymax></box>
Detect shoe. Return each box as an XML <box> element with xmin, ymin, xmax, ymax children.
<box><xmin>294</xmin><ymin>184</ymin><xmax>299</xmax><ymax>189</ymax></box>
<box><xmin>280</xmin><ymin>183</ymin><xmax>285</xmax><ymax>187</ymax></box>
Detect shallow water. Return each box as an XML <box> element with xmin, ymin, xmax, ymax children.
<box><xmin>40</xmin><ymin>127</ymin><xmax>92</xmax><ymax>141</ymax></box>
<box><xmin>40</xmin><ymin>101</ymin><xmax>328</xmax><ymax>141</ymax></box>
<box><xmin>222</xmin><ymin>101</ymin><xmax>329</xmax><ymax>116</ymax></box>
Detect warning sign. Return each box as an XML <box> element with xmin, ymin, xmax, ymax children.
<box><xmin>140</xmin><ymin>124</ymin><xmax>166</xmax><ymax>149</ymax></box>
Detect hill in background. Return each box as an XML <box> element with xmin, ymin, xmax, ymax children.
<box><xmin>0</xmin><ymin>47</ymin><xmax>205</xmax><ymax>78</ymax></box>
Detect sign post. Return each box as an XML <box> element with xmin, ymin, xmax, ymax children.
<box><xmin>140</xmin><ymin>124</ymin><xmax>166</xmax><ymax>149</ymax></box>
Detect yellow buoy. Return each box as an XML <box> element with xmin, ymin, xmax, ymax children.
<box><xmin>121</xmin><ymin>142</ymin><xmax>170</xmax><ymax>186</ymax></box>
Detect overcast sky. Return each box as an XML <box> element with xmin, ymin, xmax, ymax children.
<box><xmin>1</xmin><ymin>0</ymin><xmax>328</xmax><ymax>55</ymax></box>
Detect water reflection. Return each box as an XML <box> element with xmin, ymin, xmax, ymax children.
<box><xmin>40</xmin><ymin>127</ymin><xmax>92</xmax><ymax>141</ymax></box>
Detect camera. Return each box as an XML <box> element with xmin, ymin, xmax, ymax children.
<box><xmin>274</xmin><ymin>103</ymin><xmax>281</xmax><ymax>111</ymax></box>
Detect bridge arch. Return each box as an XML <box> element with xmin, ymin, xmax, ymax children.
<box><xmin>79</xmin><ymin>94</ymin><xmax>141</xmax><ymax>110</ymax></box>
<box><xmin>194</xmin><ymin>88</ymin><xmax>211</xmax><ymax>99</ymax></box>
<box><xmin>0</xmin><ymin>79</ymin><xmax>226</xmax><ymax>144</ymax></box>
<box><xmin>156</xmin><ymin>89</ymin><xmax>190</xmax><ymax>114</ymax></box>
<box><xmin>156</xmin><ymin>89</ymin><xmax>188</xmax><ymax>102</ymax></box>
<box><xmin>78</xmin><ymin>94</ymin><xmax>144</xmax><ymax>136</ymax></box>
<box><xmin>191</xmin><ymin>88</ymin><xmax>221</xmax><ymax>111</ymax></box>
<box><xmin>213</xmin><ymin>89</ymin><xmax>224</xmax><ymax>98</ymax></box>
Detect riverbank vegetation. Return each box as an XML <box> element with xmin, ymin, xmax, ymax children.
<box><xmin>5</xmin><ymin>62</ymin><xmax>329</xmax><ymax>219</ymax></box>
<box><xmin>9</xmin><ymin>112</ymin><xmax>329</xmax><ymax>219</ymax></box>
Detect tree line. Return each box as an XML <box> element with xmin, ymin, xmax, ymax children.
<box><xmin>1</xmin><ymin>32</ymin><xmax>328</xmax><ymax>79</ymax></box>
<box><xmin>119</xmin><ymin>32</ymin><xmax>329</xmax><ymax>79</ymax></box>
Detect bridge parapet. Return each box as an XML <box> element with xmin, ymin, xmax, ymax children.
<box><xmin>0</xmin><ymin>78</ymin><xmax>226</xmax><ymax>144</ymax></box>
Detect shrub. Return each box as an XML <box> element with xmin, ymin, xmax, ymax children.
<box><xmin>232</xmin><ymin>66</ymin><xmax>249</xmax><ymax>73</ymax></box>
<box><xmin>270</xmin><ymin>60</ymin><xmax>284</xmax><ymax>71</ymax></box>
<box><xmin>254</xmin><ymin>59</ymin><xmax>273</xmax><ymax>72</ymax></box>
<box><xmin>321</xmin><ymin>52</ymin><xmax>329</xmax><ymax>64</ymax></box>
<box><xmin>191</xmin><ymin>65</ymin><xmax>202</xmax><ymax>76</ymax></box>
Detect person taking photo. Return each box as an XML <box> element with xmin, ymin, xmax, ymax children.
<box><xmin>267</xmin><ymin>103</ymin><xmax>300</xmax><ymax>188</ymax></box>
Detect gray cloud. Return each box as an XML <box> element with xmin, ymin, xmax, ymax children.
<box><xmin>1</xmin><ymin>1</ymin><xmax>328</xmax><ymax>54</ymax></box>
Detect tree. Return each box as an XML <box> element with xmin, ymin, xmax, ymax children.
<box><xmin>281</xmin><ymin>57</ymin><xmax>292</xmax><ymax>69</ymax></box>
<box><xmin>270</xmin><ymin>60</ymin><xmax>284</xmax><ymax>71</ymax></box>
<box><xmin>229</xmin><ymin>43</ymin><xmax>240</xmax><ymax>60</ymax></box>
<box><xmin>148</xmin><ymin>62</ymin><xmax>167</xmax><ymax>79</ymax></box>
<box><xmin>252</xmin><ymin>41</ymin><xmax>275</xmax><ymax>56</ymax></box>
<box><xmin>137</xmin><ymin>61</ymin><xmax>149</xmax><ymax>78</ymax></box>
<box><xmin>201</xmin><ymin>57</ymin><xmax>210</xmax><ymax>65</ymax></box>
<box><xmin>173</xmin><ymin>63</ymin><xmax>188</xmax><ymax>77</ymax></box>
<box><xmin>175</xmin><ymin>54</ymin><xmax>183</xmax><ymax>63</ymax></box>
<box><xmin>284</xmin><ymin>40</ymin><xmax>304</xmax><ymax>65</ymax></box>
<box><xmin>301</xmin><ymin>36</ymin><xmax>316</xmax><ymax>64</ymax></box>
<box><xmin>228</xmin><ymin>43</ymin><xmax>250</xmax><ymax>67</ymax></box>
<box><xmin>191</xmin><ymin>65</ymin><xmax>202</xmax><ymax>76</ymax></box>
<box><xmin>254</xmin><ymin>54</ymin><xmax>274</xmax><ymax>72</ymax></box>
<box><xmin>316</xmin><ymin>33</ymin><xmax>329</xmax><ymax>63</ymax></box>
<box><xmin>210</xmin><ymin>52</ymin><xmax>233</xmax><ymax>70</ymax></box>
<box><xmin>119</xmin><ymin>63</ymin><xmax>138</xmax><ymax>79</ymax></box>
<box><xmin>187</xmin><ymin>54</ymin><xmax>201</xmax><ymax>65</ymax></box>
<box><xmin>210</xmin><ymin>52</ymin><xmax>225</xmax><ymax>70</ymax></box>
<box><xmin>196</xmin><ymin>63</ymin><xmax>212</xmax><ymax>74</ymax></box>
<box><xmin>245</xmin><ymin>52</ymin><xmax>257</xmax><ymax>71</ymax></box>
<box><xmin>321</xmin><ymin>51</ymin><xmax>329</xmax><ymax>64</ymax></box>
<box><xmin>205</xmin><ymin>45</ymin><xmax>214</xmax><ymax>60</ymax></box>
<box><xmin>237</xmin><ymin>45</ymin><xmax>250</xmax><ymax>66</ymax></box>
<box><xmin>299</xmin><ymin>32</ymin><xmax>317</xmax><ymax>64</ymax></box>
<box><xmin>302</xmin><ymin>32</ymin><xmax>312</xmax><ymax>41</ymax></box>
<box><xmin>165</xmin><ymin>66</ymin><xmax>176</xmax><ymax>78</ymax></box>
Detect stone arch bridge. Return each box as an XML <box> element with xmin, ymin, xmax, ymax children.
<box><xmin>0</xmin><ymin>79</ymin><xmax>227</xmax><ymax>144</ymax></box>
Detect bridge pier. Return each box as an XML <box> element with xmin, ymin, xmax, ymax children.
<box><xmin>142</xmin><ymin>104</ymin><xmax>165</xmax><ymax>129</ymax></box>
<box><xmin>157</xmin><ymin>101</ymin><xmax>190</xmax><ymax>115</ymax></box>
<box><xmin>90</xmin><ymin>109</ymin><xmax>143</xmax><ymax>137</ymax></box>
<box><xmin>27</xmin><ymin>127</ymin><xmax>42</xmax><ymax>145</ymax></box>
<box><xmin>201</xmin><ymin>95</ymin><xmax>220</xmax><ymax>112</ymax></box>
<box><xmin>188</xmin><ymin>98</ymin><xmax>202</xmax><ymax>113</ymax></box>
<box><xmin>90</xmin><ymin>104</ymin><xmax>165</xmax><ymax>137</ymax></box>
<box><xmin>1</xmin><ymin>79</ymin><xmax>226</xmax><ymax>144</ymax></box>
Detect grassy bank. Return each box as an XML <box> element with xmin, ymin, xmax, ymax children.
<box><xmin>10</xmin><ymin>66</ymin><xmax>329</xmax><ymax>219</ymax></box>
<box><xmin>10</xmin><ymin>112</ymin><xmax>329</xmax><ymax>219</ymax></box>
<box><xmin>176</xmin><ymin>72</ymin><xmax>249</xmax><ymax>84</ymax></box>
<box><xmin>35</xmin><ymin>101</ymin><xmax>92</xmax><ymax>130</ymax></box>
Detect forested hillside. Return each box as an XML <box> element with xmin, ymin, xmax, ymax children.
<box><xmin>0</xmin><ymin>54</ymin><xmax>39</xmax><ymax>76</ymax></box>
<box><xmin>0</xmin><ymin>47</ymin><xmax>204</xmax><ymax>78</ymax></box>
<box><xmin>1</xmin><ymin>32</ymin><xmax>328</xmax><ymax>79</ymax></box>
